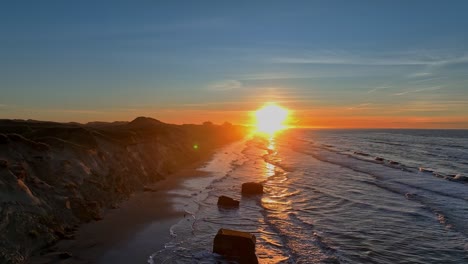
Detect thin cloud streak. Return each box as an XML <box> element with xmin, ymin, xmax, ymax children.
<box><xmin>409</xmin><ymin>72</ymin><xmax>432</xmax><ymax>78</ymax></box>
<box><xmin>208</xmin><ymin>80</ymin><xmax>242</xmax><ymax>91</ymax></box>
<box><xmin>383</xmin><ymin>101</ymin><xmax>468</xmax><ymax>113</ymax></box>
<box><xmin>235</xmin><ymin>72</ymin><xmax>312</xmax><ymax>81</ymax></box>
<box><xmin>393</xmin><ymin>86</ymin><xmax>444</xmax><ymax>96</ymax></box>
<box><xmin>270</xmin><ymin>52</ymin><xmax>468</xmax><ymax>67</ymax></box>
<box><xmin>347</xmin><ymin>103</ymin><xmax>375</xmax><ymax>110</ymax></box>
<box><xmin>271</xmin><ymin>56</ymin><xmax>429</xmax><ymax>66</ymax></box>
<box><xmin>367</xmin><ymin>86</ymin><xmax>392</xmax><ymax>93</ymax></box>
<box><xmin>408</xmin><ymin>77</ymin><xmax>448</xmax><ymax>83</ymax></box>
<box><xmin>41</xmin><ymin>109</ymin><xmax>106</xmax><ymax>114</ymax></box>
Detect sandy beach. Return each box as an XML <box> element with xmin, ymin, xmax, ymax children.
<box><xmin>31</xmin><ymin>158</ymin><xmax>214</xmax><ymax>264</ymax></box>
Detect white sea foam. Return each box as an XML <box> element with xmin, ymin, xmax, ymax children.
<box><xmin>149</xmin><ymin>130</ymin><xmax>468</xmax><ymax>263</ymax></box>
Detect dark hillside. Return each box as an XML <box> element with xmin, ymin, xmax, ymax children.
<box><xmin>0</xmin><ymin>117</ymin><xmax>246</xmax><ymax>263</ymax></box>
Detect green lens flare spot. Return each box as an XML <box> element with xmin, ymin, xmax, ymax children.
<box><xmin>193</xmin><ymin>144</ymin><xmax>199</xmax><ymax>150</ymax></box>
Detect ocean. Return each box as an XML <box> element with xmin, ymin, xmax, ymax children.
<box><xmin>149</xmin><ymin>129</ymin><xmax>468</xmax><ymax>263</ymax></box>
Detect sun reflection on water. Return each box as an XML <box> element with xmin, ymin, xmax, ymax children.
<box><xmin>267</xmin><ymin>136</ymin><xmax>276</xmax><ymax>151</ymax></box>
<box><xmin>261</xmin><ymin>134</ymin><xmax>292</xmax><ymax>216</ymax></box>
<box><xmin>264</xmin><ymin>136</ymin><xmax>277</xmax><ymax>177</ymax></box>
<box><xmin>257</xmin><ymin>133</ymin><xmax>299</xmax><ymax>263</ymax></box>
<box><xmin>264</xmin><ymin>162</ymin><xmax>275</xmax><ymax>178</ymax></box>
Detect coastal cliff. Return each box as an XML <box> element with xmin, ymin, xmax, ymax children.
<box><xmin>0</xmin><ymin>117</ymin><xmax>246</xmax><ymax>263</ymax></box>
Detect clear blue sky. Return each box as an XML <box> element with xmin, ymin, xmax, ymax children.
<box><xmin>1</xmin><ymin>1</ymin><xmax>467</xmax><ymax>127</ymax></box>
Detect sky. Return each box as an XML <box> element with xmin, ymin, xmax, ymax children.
<box><xmin>1</xmin><ymin>1</ymin><xmax>468</xmax><ymax>128</ymax></box>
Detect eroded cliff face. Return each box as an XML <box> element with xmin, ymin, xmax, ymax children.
<box><xmin>0</xmin><ymin>117</ymin><xmax>245</xmax><ymax>263</ymax></box>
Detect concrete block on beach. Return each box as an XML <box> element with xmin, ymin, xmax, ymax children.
<box><xmin>213</xmin><ymin>228</ymin><xmax>258</xmax><ymax>263</ymax></box>
<box><xmin>241</xmin><ymin>182</ymin><xmax>263</xmax><ymax>195</ymax></box>
<box><xmin>217</xmin><ymin>195</ymin><xmax>240</xmax><ymax>208</ymax></box>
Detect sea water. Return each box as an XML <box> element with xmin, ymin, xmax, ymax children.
<box><xmin>149</xmin><ymin>129</ymin><xmax>468</xmax><ymax>263</ymax></box>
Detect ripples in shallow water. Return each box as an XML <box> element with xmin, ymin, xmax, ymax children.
<box><xmin>151</xmin><ymin>131</ymin><xmax>468</xmax><ymax>263</ymax></box>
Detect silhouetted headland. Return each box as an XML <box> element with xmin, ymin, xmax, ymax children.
<box><xmin>0</xmin><ymin>117</ymin><xmax>246</xmax><ymax>263</ymax></box>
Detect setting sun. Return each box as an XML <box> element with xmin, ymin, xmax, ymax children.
<box><xmin>254</xmin><ymin>103</ymin><xmax>289</xmax><ymax>135</ymax></box>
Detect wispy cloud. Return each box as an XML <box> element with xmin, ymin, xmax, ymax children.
<box><xmin>234</xmin><ymin>70</ymin><xmax>365</xmax><ymax>81</ymax></box>
<box><xmin>0</xmin><ymin>104</ymin><xmax>10</xmax><ymax>111</ymax></box>
<box><xmin>428</xmin><ymin>54</ymin><xmax>468</xmax><ymax>67</ymax></box>
<box><xmin>96</xmin><ymin>17</ymin><xmax>228</xmax><ymax>39</ymax></box>
<box><xmin>270</xmin><ymin>51</ymin><xmax>468</xmax><ymax>67</ymax></box>
<box><xmin>176</xmin><ymin>101</ymin><xmax>255</xmax><ymax>111</ymax></box>
<box><xmin>408</xmin><ymin>72</ymin><xmax>432</xmax><ymax>78</ymax></box>
<box><xmin>393</xmin><ymin>86</ymin><xmax>443</xmax><ymax>96</ymax></box>
<box><xmin>347</xmin><ymin>103</ymin><xmax>374</xmax><ymax>110</ymax></box>
<box><xmin>408</xmin><ymin>76</ymin><xmax>447</xmax><ymax>84</ymax></box>
<box><xmin>235</xmin><ymin>72</ymin><xmax>311</xmax><ymax>81</ymax></box>
<box><xmin>367</xmin><ymin>86</ymin><xmax>392</xmax><ymax>93</ymax></box>
<box><xmin>208</xmin><ymin>80</ymin><xmax>242</xmax><ymax>91</ymax></box>
<box><xmin>384</xmin><ymin>100</ymin><xmax>468</xmax><ymax>113</ymax></box>
<box><xmin>144</xmin><ymin>18</ymin><xmax>228</xmax><ymax>33</ymax></box>
<box><xmin>40</xmin><ymin>109</ymin><xmax>105</xmax><ymax>114</ymax></box>
<box><xmin>271</xmin><ymin>55</ymin><xmax>427</xmax><ymax>66</ymax></box>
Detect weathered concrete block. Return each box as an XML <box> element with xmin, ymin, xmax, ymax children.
<box><xmin>213</xmin><ymin>228</ymin><xmax>258</xmax><ymax>263</ymax></box>
<box><xmin>241</xmin><ymin>182</ymin><xmax>263</xmax><ymax>195</ymax></box>
<box><xmin>217</xmin><ymin>195</ymin><xmax>240</xmax><ymax>208</ymax></box>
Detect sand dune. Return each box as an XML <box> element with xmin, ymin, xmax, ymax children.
<box><xmin>0</xmin><ymin>117</ymin><xmax>245</xmax><ymax>263</ymax></box>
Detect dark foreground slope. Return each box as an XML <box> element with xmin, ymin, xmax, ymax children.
<box><xmin>0</xmin><ymin>117</ymin><xmax>246</xmax><ymax>263</ymax></box>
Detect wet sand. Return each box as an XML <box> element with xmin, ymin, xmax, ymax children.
<box><xmin>31</xmin><ymin>159</ymin><xmax>213</xmax><ymax>264</ymax></box>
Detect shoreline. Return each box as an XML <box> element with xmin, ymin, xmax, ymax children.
<box><xmin>31</xmin><ymin>152</ymin><xmax>216</xmax><ymax>264</ymax></box>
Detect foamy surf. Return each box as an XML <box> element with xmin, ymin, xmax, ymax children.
<box><xmin>149</xmin><ymin>130</ymin><xmax>468</xmax><ymax>263</ymax></box>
